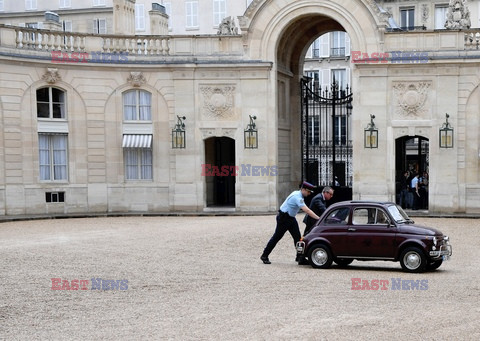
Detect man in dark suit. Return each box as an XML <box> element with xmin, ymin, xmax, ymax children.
<box><xmin>302</xmin><ymin>186</ymin><xmax>334</xmax><ymax>236</ymax></box>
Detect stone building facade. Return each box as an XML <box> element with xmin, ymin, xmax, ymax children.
<box><xmin>0</xmin><ymin>0</ymin><xmax>480</xmax><ymax>216</ymax></box>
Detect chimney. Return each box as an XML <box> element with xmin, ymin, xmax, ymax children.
<box><xmin>149</xmin><ymin>3</ymin><xmax>169</xmax><ymax>35</ymax></box>
<box><xmin>43</xmin><ymin>11</ymin><xmax>61</xmax><ymax>31</ymax></box>
<box><xmin>113</xmin><ymin>0</ymin><xmax>136</xmax><ymax>35</ymax></box>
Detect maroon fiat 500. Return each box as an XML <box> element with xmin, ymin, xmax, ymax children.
<box><xmin>296</xmin><ymin>201</ymin><xmax>452</xmax><ymax>273</ymax></box>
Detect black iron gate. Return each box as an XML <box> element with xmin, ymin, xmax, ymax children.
<box><xmin>301</xmin><ymin>77</ymin><xmax>353</xmax><ymax>201</ymax></box>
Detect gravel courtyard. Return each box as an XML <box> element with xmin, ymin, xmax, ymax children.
<box><xmin>0</xmin><ymin>214</ymin><xmax>479</xmax><ymax>340</ymax></box>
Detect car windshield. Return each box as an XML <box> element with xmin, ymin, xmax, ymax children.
<box><xmin>387</xmin><ymin>204</ymin><xmax>413</xmax><ymax>224</ymax></box>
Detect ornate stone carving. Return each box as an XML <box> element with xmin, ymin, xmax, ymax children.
<box><xmin>201</xmin><ymin>85</ymin><xmax>235</xmax><ymax>118</ymax></box>
<box><xmin>393</xmin><ymin>82</ymin><xmax>430</xmax><ymax>117</ymax></box>
<box><xmin>217</xmin><ymin>16</ymin><xmax>238</xmax><ymax>35</ymax></box>
<box><xmin>421</xmin><ymin>4</ymin><xmax>429</xmax><ymax>23</ymax></box>
<box><xmin>127</xmin><ymin>72</ymin><xmax>146</xmax><ymax>87</ymax></box>
<box><xmin>445</xmin><ymin>0</ymin><xmax>471</xmax><ymax>29</ymax></box>
<box><xmin>42</xmin><ymin>68</ymin><xmax>61</xmax><ymax>84</ymax></box>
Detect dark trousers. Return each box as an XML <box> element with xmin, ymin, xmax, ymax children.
<box><xmin>262</xmin><ymin>211</ymin><xmax>301</xmax><ymax>257</ymax></box>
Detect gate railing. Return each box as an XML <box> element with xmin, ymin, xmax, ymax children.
<box><xmin>301</xmin><ymin>78</ymin><xmax>353</xmax><ymax>187</ymax></box>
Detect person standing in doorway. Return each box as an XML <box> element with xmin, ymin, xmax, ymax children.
<box><xmin>260</xmin><ymin>181</ymin><xmax>321</xmax><ymax>264</ymax></box>
<box><xmin>410</xmin><ymin>173</ymin><xmax>420</xmax><ymax>210</ymax></box>
<box><xmin>303</xmin><ymin>186</ymin><xmax>334</xmax><ymax>236</ymax></box>
<box><xmin>399</xmin><ymin>170</ymin><xmax>410</xmax><ymax>209</ymax></box>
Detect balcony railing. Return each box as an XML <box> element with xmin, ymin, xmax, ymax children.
<box><xmin>0</xmin><ymin>24</ymin><xmax>244</xmax><ymax>59</ymax></box>
<box><xmin>330</xmin><ymin>47</ymin><xmax>345</xmax><ymax>57</ymax></box>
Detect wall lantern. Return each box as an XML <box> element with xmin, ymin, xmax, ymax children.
<box><xmin>364</xmin><ymin>114</ymin><xmax>378</xmax><ymax>148</ymax></box>
<box><xmin>244</xmin><ymin>115</ymin><xmax>258</xmax><ymax>149</ymax></box>
<box><xmin>439</xmin><ymin>113</ymin><xmax>454</xmax><ymax>148</ymax></box>
<box><xmin>172</xmin><ymin>115</ymin><xmax>186</xmax><ymax>149</ymax></box>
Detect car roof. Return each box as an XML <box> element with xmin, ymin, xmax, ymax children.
<box><xmin>329</xmin><ymin>200</ymin><xmax>396</xmax><ymax>208</ymax></box>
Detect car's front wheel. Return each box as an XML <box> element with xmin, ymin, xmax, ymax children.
<box><xmin>400</xmin><ymin>247</ymin><xmax>427</xmax><ymax>273</ymax></box>
<box><xmin>308</xmin><ymin>244</ymin><xmax>333</xmax><ymax>269</ymax></box>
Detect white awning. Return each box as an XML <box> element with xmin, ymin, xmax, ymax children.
<box><xmin>122</xmin><ymin>134</ymin><xmax>152</xmax><ymax>148</ymax></box>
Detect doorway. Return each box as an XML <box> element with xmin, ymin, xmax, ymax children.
<box><xmin>395</xmin><ymin>136</ymin><xmax>429</xmax><ymax>210</ymax></box>
<box><xmin>205</xmin><ymin>137</ymin><xmax>235</xmax><ymax>207</ymax></box>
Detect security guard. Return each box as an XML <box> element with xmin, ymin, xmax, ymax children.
<box><xmin>260</xmin><ymin>181</ymin><xmax>320</xmax><ymax>264</ymax></box>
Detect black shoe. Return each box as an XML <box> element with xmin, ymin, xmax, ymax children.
<box><xmin>260</xmin><ymin>255</ymin><xmax>271</xmax><ymax>264</ymax></box>
<box><xmin>296</xmin><ymin>255</ymin><xmax>309</xmax><ymax>265</ymax></box>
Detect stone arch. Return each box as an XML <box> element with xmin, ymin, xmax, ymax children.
<box><xmin>241</xmin><ymin>0</ymin><xmax>387</xmax><ymax>62</ymax></box>
<box><xmin>239</xmin><ymin>0</ymin><xmax>387</xmax><ymax>202</ymax></box>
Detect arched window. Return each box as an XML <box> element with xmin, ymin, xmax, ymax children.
<box><xmin>123</xmin><ymin>89</ymin><xmax>151</xmax><ymax>121</ymax></box>
<box><xmin>37</xmin><ymin>87</ymin><xmax>66</xmax><ymax>119</ymax></box>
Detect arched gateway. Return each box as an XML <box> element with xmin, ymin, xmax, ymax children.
<box><xmin>239</xmin><ymin>0</ymin><xmax>386</xmax><ymax>204</ymax></box>
<box><xmin>1</xmin><ymin>0</ymin><xmax>479</xmax><ymax>216</ymax></box>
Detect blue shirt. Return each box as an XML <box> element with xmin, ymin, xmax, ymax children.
<box><xmin>279</xmin><ymin>190</ymin><xmax>306</xmax><ymax>217</ymax></box>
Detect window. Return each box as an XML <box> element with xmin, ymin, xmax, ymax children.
<box><xmin>39</xmin><ymin>134</ymin><xmax>68</xmax><ymax>181</ymax></box>
<box><xmin>123</xmin><ymin>90</ymin><xmax>151</xmax><ymax>121</ymax></box>
<box><xmin>305</xmin><ymin>70</ymin><xmax>320</xmax><ymax>94</ymax></box>
<box><xmin>93</xmin><ymin>19</ymin><xmax>107</xmax><ymax>34</ymax></box>
<box><xmin>46</xmin><ymin>191</ymin><xmax>65</xmax><ymax>203</ymax></box>
<box><xmin>186</xmin><ymin>1</ymin><xmax>199</xmax><ymax>29</ymax></box>
<box><xmin>213</xmin><ymin>0</ymin><xmax>226</xmax><ymax>27</ymax></box>
<box><xmin>60</xmin><ymin>0</ymin><xmax>71</xmax><ymax>8</ymax></box>
<box><xmin>0</xmin><ymin>0</ymin><xmax>4</xmax><ymax>12</ymax></box>
<box><xmin>311</xmin><ymin>39</ymin><xmax>320</xmax><ymax>58</ymax></box>
<box><xmin>93</xmin><ymin>0</ymin><xmax>105</xmax><ymax>6</ymax></box>
<box><xmin>25</xmin><ymin>0</ymin><xmax>37</xmax><ymax>10</ymax></box>
<box><xmin>434</xmin><ymin>6</ymin><xmax>448</xmax><ymax>29</ymax></box>
<box><xmin>37</xmin><ymin>87</ymin><xmax>66</xmax><ymax>119</ymax></box>
<box><xmin>334</xmin><ymin>115</ymin><xmax>347</xmax><ymax>145</ymax></box>
<box><xmin>400</xmin><ymin>8</ymin><xmax>415</xmax><ymax>30</ymax></box>
<box><xmin>124</xmin><ymin>148</ymin><xmax>153</xmax><ymax>180</ymax></box>
<box><xmin>319</xmin><ymin>34</ymin><xmax>330</xmax><ymax>58</ymax></box>
<box><xmin>135</xmin><ymin>4</ymin><xmax>145</xmax><ymax>31</ymax></box>
<box><xmin>309</xmin><ymin>115</ymin><xmax>319</xmax><ymax>146</ymax></box>
<box><xmin>331</xmin><ymin>32</ymin><xmax>346</xmax><ymax>57</ymax></box>
<box><xmin>353</xmin><ymin>208</ymin><xmax>390</xmax><ymax>225</ymax></box>
<box><xmin>324</xmin><ymin>207</ymin><xmax>350</xmax><ymax>225</ymax></box>
<box><xmin>331</xmin><ymin>69</ymin><xmax>347</xmax><ymax>90</ymax></box>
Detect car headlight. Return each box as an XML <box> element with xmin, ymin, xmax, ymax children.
<box><xmin>433</xmin><ymin>236</ymin><xmax>438</xmax><ymax>246</ymax></box>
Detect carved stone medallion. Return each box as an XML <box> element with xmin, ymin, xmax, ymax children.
<box><xmin>393</xmin><ymin>82</ymin><xmax>430</xmax><ymax>117</ymax></box>
<box><xmin>200</xmin><ymin>85</ymin><xmax>235</xmax><ymax>118</ymax></box>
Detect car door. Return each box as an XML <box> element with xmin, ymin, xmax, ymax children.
<box><xmin>342</xmin><ymin>207</ymin><xmax>397</xmax><ymax>259</ymax></box>
<box><xmin>319</xmin><ymin>207</ymin><xmax>350</xmax><ymax>256</ymax></box>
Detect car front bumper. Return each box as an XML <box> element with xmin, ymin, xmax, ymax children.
<box><xmin>429</xmin><ymin>244</ymin><xmax>452</xmax><ymax>260</ymax></box>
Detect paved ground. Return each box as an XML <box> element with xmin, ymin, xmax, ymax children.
<box><xmin>0</xmin><ymin>215</ymin><xmax>479</xmax><ymax>340</ymax></box>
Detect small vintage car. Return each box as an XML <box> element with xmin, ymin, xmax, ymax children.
<box><xmin>296</xmin><ymin>201</ymin><xmax>452</xmax><ymax>273</ymax></box>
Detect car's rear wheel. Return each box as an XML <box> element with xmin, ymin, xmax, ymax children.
<box><xmin>334</xmin><ymin>258</ymin><xmax>353</xmax><ymax>267</ymax></box>
<box><xmin>426</xmin><ymin>259</ymin><xmax>443</xmax><ymax>271</ymax></box>
<box><xmin>308</xmin><ymin>244</ymin><xmax>333</xmax><ymax>269</ymax></box>
<box><xmin>400</xmin><ymin>247</ymin><xmax>427</xmax><ymax>273</ymax></box>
